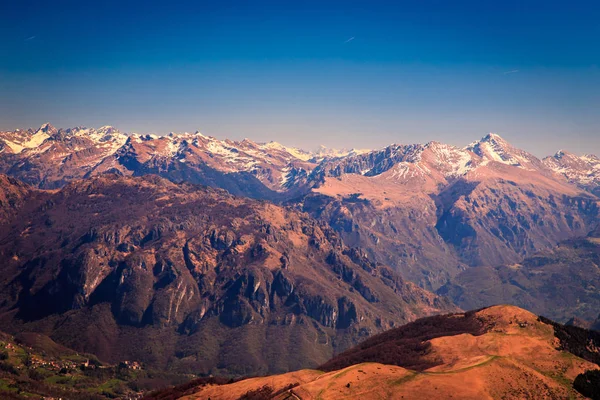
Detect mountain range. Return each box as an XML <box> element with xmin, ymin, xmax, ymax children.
<box><xmin>1</xmin><ymin>124</ymin><xmax>600</xmax><ymax>378</ymax></box>
<box><xmin>2</xmin><ymin>124</ymin><xmax>599</xmax><ymax>198</ymax></box>
<box><xmin>0</xmin><ymin>173</ymin><xmax>454</xmax><ymax>376</ymax></box>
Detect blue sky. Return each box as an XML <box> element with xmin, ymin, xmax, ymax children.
<box><xmin>1</xmin><ymin>0</ymin><xmax>599</xmax><ymax>156</ymax></box>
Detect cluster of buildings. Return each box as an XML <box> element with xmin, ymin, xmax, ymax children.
<box><xmin>119</xmin><ymin>360</ymin><xmax>143</xmax><ymax>370</ymax></box>
<box><xmin>28</xmin><ymin>355</ymin><xmax>82</xmax><ymax>372</ymax></box>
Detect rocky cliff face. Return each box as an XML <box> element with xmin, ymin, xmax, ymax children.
<box><xmin>0</xmin><ymin>174</ymin><xmax>32</xmax><ymax>221</ymax></box>
<box><xmin>0</xmin><ymin>174</ymin><xmax>455</xmax><ymax>375</ymax></box>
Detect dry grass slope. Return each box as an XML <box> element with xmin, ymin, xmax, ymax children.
<box><xmin>182</xmin><ymin>305</ymin><xmax>600</xmax><ymax>400</ymax></box>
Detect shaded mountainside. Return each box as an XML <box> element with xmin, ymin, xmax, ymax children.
<box><xmin>438</xmin><ymin>228</ymin><xmax>600</xmax><ymax>322</ymax></box>
<box><xmin>317</xmin><ymin>308</ymin><xmax>485</xmax><ymax>372</ymax></box>
<box><xmin>179</xmin><ymin>305</ymin><xmax>600</xmax><ymax>400</ymax></box>
<box><xmin>0</xmin><ymin>175</ymin><xmax>33</xmax><ymax>222</ymax></box>
<box><xmin>0</xmin><ymin>174</ymin><xmax>455</xmax><ymax>376</ymax></box>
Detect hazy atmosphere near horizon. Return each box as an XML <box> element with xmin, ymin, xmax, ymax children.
<box><xmin>1</xmin><ymin>0</ymin><xmax>599</xmax><ymax>156</ymax></box>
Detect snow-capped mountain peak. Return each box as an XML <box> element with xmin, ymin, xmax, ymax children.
<box><xmin>0</xmin><ymin>123</ymin><xmax>58</xmax><ymax>153</ymax></box>
<box><xmin>97</xmin><ymin>125</ymin><xmax>118</xmax><ymax>134</ymax></box>
<box><xmin>37</xmin><ymin>122</ymin><xmax>57</xmax><ymax>134</ymax></box>
<box><xmin>582</xmin><ymin>154</ymin><xmax>600</xmax><ymax>163</ymax></box>
<box><xmin>261</xmin><ymin>141</ymin><xmax>314</xmax><ymax>161</ymax></box>
<box><xmin>543</xmin><ymin>150</ymin><xmax>600</xmax><ymax>193</ymax></box>
<box><xmin>315</xmin><ymin>145</ymin><xmax>371</xmax><ymax>160</ymax></box>
<box><xmin>465</xmin><ymin>132</ymin><xmax>541</xmax><ymax>169</ymax></box>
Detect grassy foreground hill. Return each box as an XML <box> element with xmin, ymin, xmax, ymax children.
<box><xmin>170</xmin><ymin>305</ymin><xmax>600</xmax><ymax>400</ymax></box>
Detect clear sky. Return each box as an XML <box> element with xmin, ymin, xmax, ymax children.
<box><xmin>1</xmin><ymin>0</ymin><xmax>599</xmax><ymax>157</ymax></box>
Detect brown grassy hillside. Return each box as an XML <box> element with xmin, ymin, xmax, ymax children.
<box><xmin>181</xmin><ymin>305</ymin><xmax>600</xmax><ymax>400</ymax></box>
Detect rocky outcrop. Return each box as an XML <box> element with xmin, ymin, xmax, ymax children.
<box><xmin>0</xmin><ymin>174</ymin><xmax>455</xmax><ymax>375</ymax></box>
<box><xmin>0</xmin><ymin>174</ymin><xmax>33</xmax><ymax>221</ymax></box>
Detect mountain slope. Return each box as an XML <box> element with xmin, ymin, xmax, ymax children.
<box><xmin>302</xmin><ymin>134</ymin><xmax>599</xmax><ymax>289</ymax></box>
<box><xmin>180</xmin><ymin>305</ymin><xmax>600</xmax><ymax>400</ymax></box>
<box><xmin>0</xmin><ymin>174</ymin><xmax>455</xmax><ymax>376</ymax></box>
<box><xmin>0</xmin><ymin>329</ymin><xmax>193</xmax><ymax>399</ymax></box>
<box><xmin>438</xmin><ymin>227</ymin><xmax>600</xmax><ymax>322</ymax></box>
<box><xmin>0</xmin><ymin>175</ymin><xmax>32</xmax><ymax>221</ymax></box>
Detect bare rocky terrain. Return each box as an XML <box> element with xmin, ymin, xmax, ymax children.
<box><xmin>0</xmin><ymin>174</ymin><xmax>454</xmax><ymax>376</ymax></box>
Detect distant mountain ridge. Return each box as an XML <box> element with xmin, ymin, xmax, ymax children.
<box><xmin>1</xmin><ymin>124</ymin><xmax>598</xmax><ymax>196</ymax></box>
<box><xmin>543</xmin><ymin>150</ymin><xmax>600</xmax><ymax>196</ymax></box>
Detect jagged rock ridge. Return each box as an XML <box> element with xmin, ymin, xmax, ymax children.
<box><xmin>0</xmin><ymin>174</ymin><xmax>455</xmax><ymax>375</ymax></box>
